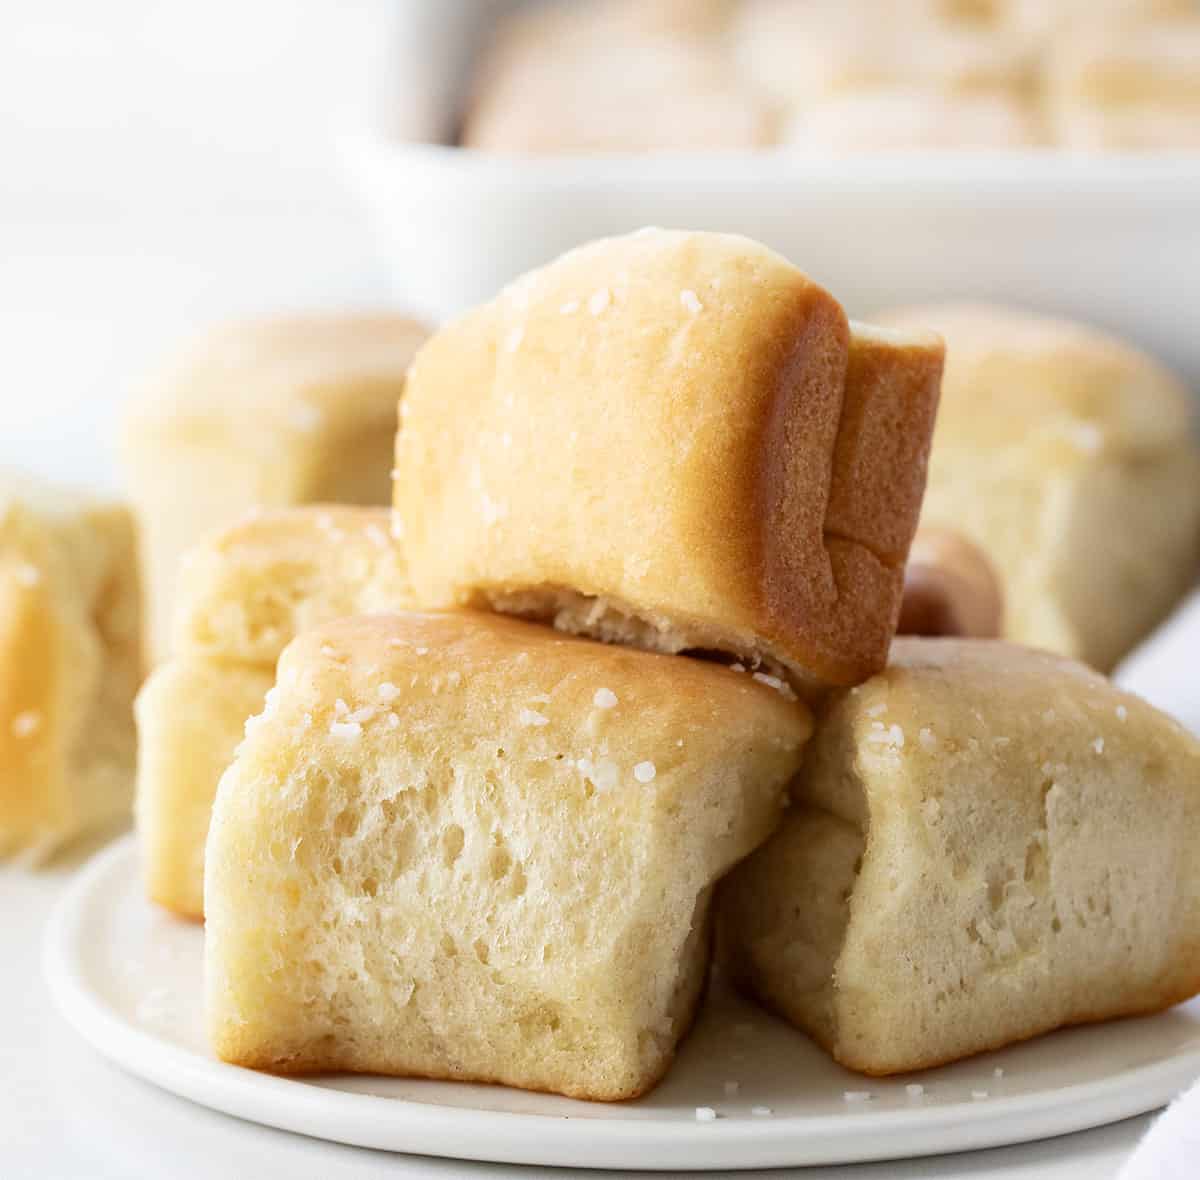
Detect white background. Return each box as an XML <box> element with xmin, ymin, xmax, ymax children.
<box><xmin>0</xmin><ymin>3</ymin><xmax>1163</xmax><ymax>1175</ymax></box>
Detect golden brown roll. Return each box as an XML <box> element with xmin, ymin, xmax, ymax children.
<box><xmin>898</xmin><ymin>527</ymin><xmax>1004</xmax><ymax>638</ymax></box>
<box><xmin>395</xmin><ymin>229</ymin><xmax>943</xmax><ymax>694</ymax></box>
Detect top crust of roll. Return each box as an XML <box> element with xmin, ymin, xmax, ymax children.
<box><xmin>122</xmin><ymin>313</ymin><xmax>428</xmax><ymax>439</ymax></box>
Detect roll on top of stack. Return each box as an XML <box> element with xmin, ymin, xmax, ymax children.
<box><xmin>394</xmin><ymin>229</ymin><xmax>943</xmax><ymax>694</ymax></box>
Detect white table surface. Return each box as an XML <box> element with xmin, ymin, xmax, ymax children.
<box><xmin>0</xmin><ymin>6</ymin><xmax>1170</xmax><ymax>1173</ymax></box>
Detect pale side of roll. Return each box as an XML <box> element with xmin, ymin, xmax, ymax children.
<box><xmin>135</xmin><ymin>505</ymin><xmax>413</xmax><ymax>918</ymax></box>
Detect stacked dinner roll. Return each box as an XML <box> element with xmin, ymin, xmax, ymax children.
<box><xmin>196</xmin><ymin>230</ymin><xmax>1200</xmax><ymax>1101</ymax></box>
<box><xmin>120</xmin><ymin>313</ymin><xmax>427</xmax><ymax>667</ymax></box>
<box><xmin>463</xmin><ymin>0</ymin><xmax>1200</xmax><ymax>154</ymax></box>
<box><xmin>135</xmin><ymin>506</ymin><xmax>412</xmax><ymax>919</ymax></box>
<box><xmin>202</xmin><ymin>230</ymin><xmax>941</xmax><ymax>1098</ymax></box>
<box><xmin>878</xmin><ymin>302</ymin><xmax>1200</xmax><ymax>671</ymax></box>
<box><xmin>0</xmin><ymin>473</ymin><xmax>140</xmax><ymax>860</ymax></box>
<box><xmin>393</xmin><ymin>230</ymin><xmax>944</xmax><ymax>695</ymax></box>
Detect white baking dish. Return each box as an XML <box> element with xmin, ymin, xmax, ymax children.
<box><xmin>346</xmin><ymin>0</ymin><xmax>1200</xmax><ymax>385</ymax></box>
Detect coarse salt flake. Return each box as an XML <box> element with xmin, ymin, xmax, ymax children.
<box><xmin>588</xmin><ymin>288</ymin><xmax>611</xmax><ymax>316</ymax></box>
<box><xmin>330</xmin><ymin>720</ymin><xmax>362</xmax><ymax>740</ymax></box>
<box><xmin>1092</xmin><ymin>737</ymin><xmax>1105</xmax><ymax>754</ymax></box>
<box><xmin>680</xmin><ymin>289</ymin><xmax>703</xmax><ymax>314</ymax></box>
<box><xmin>287</xmin><ymin>403</ymin><xmax>322</xmax><ymax>432</ymax></box>
<box><xmin>11</xmin><ymin>710</ymin><xmax>41</xmax><ymax>739</ymax></box>
<box><xmin>634</xmin><ymin>761</ymin><xmax>657</xmax><ymax>783</ymax></box>
<box><xmin>751</xmin><ymin>1105</ymin><xmax>772</xmax><ymax>1117</ymax></box>
<box><xmin>321</xmin><ymin>645</ymin><xmax>338</xmax><ymax>659</ymax></box>
<box><xmin>843</xmin><ymin>1091</ymin><xmax>872</xmax><ymax>1103</ymax></box>
<box><xmin>345</xmin><ymin>705</ymin><xmax>376</xmax><ymax>725</ymax></box>
<box><xmin>1116</xmin><ymin>705</ymin><xmax>1128</xmax><ymax>722</ymax></box>
<box><xmin>519</xmin><ymin>708</ymin><xmax>549</xmax><ymax>727</ymax></box>
<box><xmin>378</xmin><ymin>682</ymin><xmax>400</xmax><ymax>703</ymax></box>
<box><xmin>752</xmin><ymin>672</ymin><xmax>797</xmax><ymax>699</ymax></box>
<box><xmin>334</xmin><ymin>698</ymin><xmax>350</xmax><ymax>717</ymax></box>
<box><xmin>905</xmin><ymin>1084</ymin><xmax>925</xmax><ymax>1098</ymax></box>
<box><xmin>593</xmin><ymin>687</ymin><xmax>618</xmax><ymax>709</ymax></box>
<box><xmin>695</xmin><ymin>1107</ymin><xmax>717</xmax><ymax>1122</ymax></box>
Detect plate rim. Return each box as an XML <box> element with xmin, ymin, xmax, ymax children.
<box><xmin>43</xmin><ymin>835</ymin><xmax>1198</xmax><ymax>1170</ymax></box>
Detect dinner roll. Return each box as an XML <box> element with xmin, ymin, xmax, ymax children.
<box><xmin>135</xmin><ymin>659</ymin><xmax>272</xmax><ymax>917</ymax></box>
<box><xmin>1045</xmin><ymin>17</ymin><xmax>1200</xmax><ymax>150</ymax></box>
<box><xmin>718</xmin><ymin>637</ymin><xmax>1200</xmax><ymax>1075</ymax></box>
<box><xmin>171</xmin><ymin>505</ymin><xmax>409</xmax><ymax>666</ymax></box>
<box><xmin>395</xmin><ymin>230</ymin><xmax>943</xmax><ymax>693</ymax></box>
<box><xmin>205</xmin><ymin>611</ymin><xmax>811</xmax><ymax>1099</ymax></box>
<box><xmin>898</xmin><ymin>527</ymin><xmax>1004</xmax><ymax>639</ymax></box>
<box><xmin>135</xmin><ymin>506</ymin><xmax>412</xmax><ymax>918</ymax></box>
<box><xmin>734</xmin><ymin>0</ymin><xmax>1035</xmax><ymax>108</ymax></box>
<box><xmin>781</xmin><ymin>90</ymin><xmax>1041</xmax><ymax>151</ymax></box>
<box><xmin>120</xmin><ymin>313</ymin><xmax>427</xmax><ymax>665</ymax></box>
<box><xmin>876</xmin><ymin>303</ymin><xmax>1200</xmax><ymax>670</ymax></box>
<box><xmin>0</xmin><ymin>473</ymin><xmax>140</xmax><ymax>860</ymax></box>
<box><xmin>463</xmin><ymin>1</ymin><xmax>768</xmax><ymax>155</ymax></box>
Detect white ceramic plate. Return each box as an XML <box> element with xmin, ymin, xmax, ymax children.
<box><xmin>46</xmin><ymin>836</ymin><xmax>1200</xmax><ymax>1171</ymax></box>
